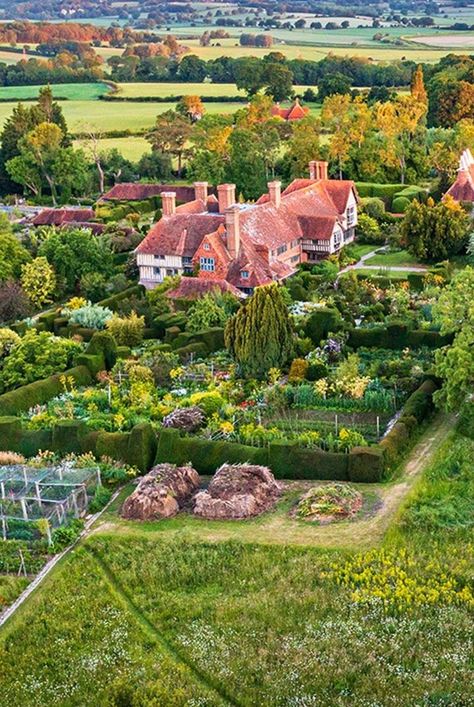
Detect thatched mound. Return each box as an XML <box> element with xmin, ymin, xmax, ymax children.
<box><xmin>122</xmin><ymin>463</ymin><xmax>200</xmax><ymax>520</ymax></box>
<box><xmin>296</xmin><ymin>483</ymin><xmax>362</xmax><ymax>524</ymax></box>
<box><xmin>162</xmin><ymin>406</ymin><xmax>205</xmax><ymax>432</ymax></box>
<box><xmin>193</xmin><ymin>463</ymin><xmax>280</xmax><ymax>520</ymax></box>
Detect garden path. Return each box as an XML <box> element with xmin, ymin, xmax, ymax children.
<box><xmin>338</xmin><ymin>246</ymin><xmax>428</xmax><ymax>276</ymax></box>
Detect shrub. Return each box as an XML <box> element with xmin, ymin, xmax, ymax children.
<box><xmin>304</xmin><ymin>307</ymin><xmax>342</xmax><ymax>345</ymax></box>
<box><xmin>356</xmin><ymin>213</ymin><xmax>384</xmax><ymax>244</ymax></box>
<box><xmin>457</xmin><ymin>402</ymin><xmax>474</xmax><ymax>439</ymax></box>
<box><xmin>391</xmin><ymin>196</ymin><xmax>410</xmax><ymax>213</ymax></box>
<box><xmin>79</xmin><ymin>272</ymin><xmax>108</xmax><ymax>302</ymax></box>
<box><xmin>66</xmin><ymin>303</ymin><xmax>113</xmax><ymax>330</ymax></box>
<box><xmin>188</xmin><ymin>391</ymin><xmax>224</xmax><ymax>416</ymax></box>
<box><xmin>86</xmin><ymin>331</ymin><xmax>118</xmax><ymax>370</ymax></box>
<box><xmin>0</xmin><ymin>330</ymin><xmax>82</xmax><ymax>393</ymax></box>
<box><xmin>361</xmin><ymin>197</ymin><xmax>386</xmax><ymax>221</ymax></box>
<box><xmin>106</xmin><ymin>311</ymin><xmax>145</xmax><ymax>347</ymax></box>
<box><xmin>89</xmin><ymin>486</ymin><xmax>113</xmax><ymax>513</ymax></box>
<box><xmin>288</xmin><ymin>358</ymin><xmax>309</xmax><ymax>382</ymax></box>
<box><xmin>0</xmin><ymin>328</ymin><xmax>20</xmax><ymax>359</ymax></box>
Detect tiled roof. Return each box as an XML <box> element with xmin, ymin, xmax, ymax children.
<box><xmin>136</xmin><ymin>212</ymin><xmax>225</xmax><ymax>256</ymax></box>
<box><xmin>166</xmin><ymin>277</ymin><xmax>244</xmax><ymax>300</ymax></box>
<box><xmin>446</xmin><ymin>167</ymin><xmax>474</xmax><ymax>202</ymax></box>
<box><xmin>31</xmin><ymin>208</ymin><xmax>95</xmax><ymax>226</ymax></box>
<box><xmin>101</xmin><ymin>183</ymin><xmax>199</xmax><ymax>202</ymax></box>
<box><xmin>137</xmin><ymin>174</ymin><xmax>356</xmax><ymax>289</ymax></box>
<box><xmin>271</xmin><ymin>99</ymin><xmax>309</xmax><ymax>121</ymax></box>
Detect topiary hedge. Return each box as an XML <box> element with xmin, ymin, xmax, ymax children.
<box><xmin>155</xmin><ymin>429</ymin><xmax>350</xmax><ymax>480</ymax></box>
<box><xmin>349</xmin><ymin>446</ymin><xmax>384</xmax><ymax>482</ymax></box>
<box><xmin>348</xmin><ymin>325</ymin><xmax>450</xmax><ymax>350</ymax></box>
<box><xmin>0</xmin><ymin>365</ymin><xmax>93</xmax><ymax>417</ymax></box>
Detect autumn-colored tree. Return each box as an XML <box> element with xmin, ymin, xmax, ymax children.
<box><xmin>428</xmin><ymin>77</ymin><xmax>474</xmax><ymax>128</ymax></box>
<box><xmin>285</xmin><ymin>115</ymin><xmax>321</xmax><ymax>178</ymax></box>
<box><xmin>21</xmin><ymin>256</ymin><xmax>56</xmax><ymax>309</ymax></box>
<box><xmin>375</xmin><ymin>96</ymin><xmax>427</xmax><ymax>183</ymax></box>
<box><xmin>176</xmin><ymin>95</ymin><xmax>205</xmax><ymax>122</ymax></box>
<box><xmin>410</xmin><ymin>65</ymin><xmax>428</xmax><ymax>106</ymax></box>
<box><xmin>322</xmin><ymin>95</ymin><xmax>372</xmax><ymax>179</ymax></box>
<box><xmin>225</xmin><ymin>283</ymin><xmax>293</xmax><ymax>379</ymax></box>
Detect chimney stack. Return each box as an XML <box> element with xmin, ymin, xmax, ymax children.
<box><xmin>194</xmin><ymin>181</ymin><xmax>208</xmax><ymax>203</ymax></box>
<box><xmin>309</xmin><ymin>160</ymin><xmax>329</xmax><ymax>180</ymax></box>
<box><xmin>217</xmin><ymin>183</ymin><xmax>236</xmax><ymax>213</ymax></box>
<box><xmin>161</xmin><ymin>191</ymin><xmax>176</xmax><ymax>216</ymax></box>
<box><xmin>225</xmin><ymin>205</ymin><xmax>240</xmax><ymax>258</ymax></box>
<box><xmin>268</xmin><ymin>180</ymin><xmax>281</xmax><ymax>209</ymax></box>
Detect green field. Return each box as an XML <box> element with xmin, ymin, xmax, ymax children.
<box><xmin>1</xmin><ymin>417</ymin><xmax>472</xmax><ymax>706</ymax></box>
<box><xmin>74</xmin><ymin>136</ymin><xmax>150</xmax><ymax>161</ymax></box>
<box><xmin>0</xmin><ymin>96</ymin><xmax>321</xmax><ymax>136</ymax></box>
<box><xmin>0</xmin><ymin>82</ymin><xmax>110</xmax><ymax>101</ymax></box>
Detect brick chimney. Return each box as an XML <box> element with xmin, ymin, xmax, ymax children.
<box><xmin>225</xmin><ymin>205</ymin><xmax>240</xmax><ymax>258</ymax></box>
<box><xmin>194</xmin><ymin>181</ymin><xmax>208</xmax><ymax>203</ymax></box>
<box><xmin>217</xmin><ymin>183</ymin><xmax>236</xmax><ymax>213</ymax></box>
<box><xmin>268</xmin><ymin>180</ymin><xmax>281</xmax><ymax>209</ymax></box>
<box><xmin>161</xmin><ymin>191</ymin><xmax>176</xmax><ymax>216</ymax></box>
<box><xmin>309</xmin><ymin>160</ymin><xmax>328</xmax><ymax>180</ymax></box>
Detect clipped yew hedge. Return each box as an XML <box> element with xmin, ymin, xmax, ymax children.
<box><xmin>348</xmin><ymin>323</ymin><xmax>452</xmax><ymax>350</ymax></box>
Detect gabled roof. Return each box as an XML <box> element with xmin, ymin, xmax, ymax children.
<box><xmin>271</xmin><ymin>99</ymin><xmax>309</xmax><ymax>121</ymax></box>
<box><xmin>31</xmin><ymin>208</ymin><xmax>95</xmax><ymax>226</ymax></box>
<box><xmin>136</xmin><ymin>212</ymin><xmax>225</xmax><ymax>257</ymax></box>
<box><xmin>445</xmin><ymin>150</ymin><xmax>474</xmax><ymax>202</ymax></box>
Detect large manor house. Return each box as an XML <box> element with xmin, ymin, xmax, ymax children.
<box><xmin>136</xmin><ymin>161</ymin><xmax>358</xmax><ymax>295</ymax></box>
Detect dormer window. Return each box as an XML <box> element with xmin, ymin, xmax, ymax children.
<box><xmin>240</xmin><ymin>270</ymin><xmax>249</xmax><ymax>279</ymax></box>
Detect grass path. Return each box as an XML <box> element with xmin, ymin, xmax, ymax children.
<box><xmin>87</xmin><ymin>544</ymin><xmax>239</xmax><ymax>707</ymax></box>
<box><xmin>93</xmin><ymin>413</ymin><xmax>455</xmax><ymax>551</ymax></box>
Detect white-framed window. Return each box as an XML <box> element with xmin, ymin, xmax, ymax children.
<box><xmin>203</xmin><ymin>242</ymin><xmax>210</xmax><ymax>251</ymax></box>
<box><xmin>154</xmin><ymin>254</ymin><xmax>165</xmax><ymax>260</ymax></box>
<box><xmin>153</xmin><ymin>267</ymin><xmax>162</xmax><ymax>275</ymax></box>
<box><xmin>276</xmin><ymin>243</ymin><xmax>287</xmax><ymax>255</ymax></box>
<box><xmin>200</xmin><ymin>257</ymin><xmax>215</xmax><ymax>272</ymax></box>
<box><xmin>166</xmin><ymin>268</ymin><xmax>179</xmax><ymax>276</ymax></box>
<box><xmin>240</xmin><ymin>270</ymin><xmax>249</xmax><ymax>279</ymax></box>
<box><xmin>346</xmin><ymin>206</ymin><xmax>355</xmax><ymax>225</ymax></box>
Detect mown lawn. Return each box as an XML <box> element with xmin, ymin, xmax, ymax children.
<box><xmin>364</xmin><ymin>249</ymin><xmax>426</xmax><ymax>268</ymax></box>
<box><xmin>1</xmin><ymin>420</ymin><xmax>472</xmax><ymax>706</ymax></box>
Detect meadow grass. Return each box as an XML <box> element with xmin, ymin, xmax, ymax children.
<box><xmin>0</xmin><ymin>82</ymin><xmax>110</xmax><ymax>101</ymax></box>
<box><xmin>73</xmin><ymin>136</ymin><xmax>151</xmax><ymax>161</ymax></box>
<box><xmin>0</xmin><ymin>418</ymin><xmax>471</xmax><ymax>706</ymax></box>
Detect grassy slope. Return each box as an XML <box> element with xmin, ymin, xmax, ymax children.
<box><xmin>2</xmin><ymin>415</ymin><xmax>473</xmax><ymax>706</ymax></box>
<box><xmin>0</xmin><ymin>83</ymin><xmax>109</xmax><ymax>101</ymax></box>
<box><xmin>73</xmin><ymin>136</ymin><xmax>150</xmax><ymax>161</ymax></box>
